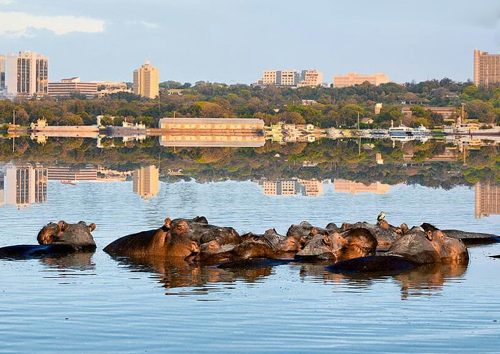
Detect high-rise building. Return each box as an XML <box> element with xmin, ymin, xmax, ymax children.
<box><xmin>48</xmin><ymin>77</ymin><xmax>98</xmax><ymax>99</ymax></box>
<box><xmin>3</xmin><ymin>163</ymin><xmax>48</xmax><ymax>208</ymax></box>
<box><xmin>473</xmin><ymin>49</ymin><xmax>500</xmax><ymax>86</ymax></box>
<box><xmin>333</xmin><ymin>72</ymin><xmax>390</xmax><ymax>88</ymax></box>
<box><xmin>133</xmin><ymin>165</ymin><xmax>159</xmax><ymax>199</ymax></box>
<box><xmin>5</xmin><ymin>51</ymin><xmax>49</xmax><ymax>97</ymax></box>
<box><xmin>133</xmin><ymin>61</ymin><xmax>159</xmax><ymax>99</ymax></box>
<box><xmin>0</xmin><ymin>55</ymin><xmax>5</xmax><ymax>95</ymax></box>
<box><xmin>475</xmin><ymin>181</ymin><xmax>500</xmax><ymax>218</ymax></box>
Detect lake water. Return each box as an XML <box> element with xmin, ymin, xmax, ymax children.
<box><xmin>0</xmin><ymin>138</ymin><xmax>500</xmax><ymax>353</ymax></box>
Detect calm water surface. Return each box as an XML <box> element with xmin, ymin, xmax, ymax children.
<box><xmin>0</xmin><ymin>180</ymin><xmax>499</xmax><ymax>353</ymax></box>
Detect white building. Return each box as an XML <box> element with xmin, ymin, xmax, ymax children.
<box><xmin>5</xmin><ymin>51</ymin><xmax>48</xmax><ymax>98</ymax></box>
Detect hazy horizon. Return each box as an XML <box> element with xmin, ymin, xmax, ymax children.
<box><xmin>0</xmin><ymin>0</ymin><xmax>498</xmax><ymax>84</ymax></box>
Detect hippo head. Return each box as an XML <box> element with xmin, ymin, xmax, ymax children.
<box><xmin>163</xmin><ymin>230</ymin><xmax>200</xmax><ymax>259</ymax></box>
<box><xmin>337</xmin><ymin>228</ymin><xmax>378</xmax><ymax>261</ymax></box>
<box><xmin>296</xmin><ymin>232</ymin><xmax>347</xmax><ymax>260</ymax></box>
<box><xmin>37</xmin><ymin>220</ymin><xmax>96</xmax><ymax>248</ymax></box>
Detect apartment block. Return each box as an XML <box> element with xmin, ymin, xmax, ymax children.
<box><xmin>473</xmin><ymin>49</ymin><xmax>500</xmax><ymax>86</ymax></box>
<box><xmin>5</xmin><ymin>51</ymin><xmax>48</xmax><ymax>97</ymax></box>
<box><xmin>133</xmin><ymin>61</ymin><xmax>159</xmax><ymax>99</ymax></box>
<box><xmin>257</xmin><ymin>69</ymin><xmax>323</xmax><ymax>87</ymax></box>
<box><xmin>133</xmin><ymin>165</ymin><xmax>160</xmax><ymax>199</ymax></box>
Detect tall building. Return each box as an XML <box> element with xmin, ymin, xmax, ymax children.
<box><xmin>475</xmin><ymin>181</ymin><xmax>500</xmax><ymax>218</ymax></box>
<box><xmin>5</xmin><ymin>51</ymin><xmax>49</xmax><ymax>97</ymax></box>
<box><xmin>0</xmin><ymin>169</ymin><xmax>5</xmax><ymax>207</ymax></box>
<box><xmin>133</xmin><ymin>61</ymin><xmax>159</xmax><ymax>99</ymax></box>
<box><xmin>333</xmin><ymin>72</ymin><xmax>390</xmax><ymax>88</ymax></box>
<box><xmin>133</xmin><ymin>165</ymin><xmax>159</xmax><ymax>199</ymax></box>
<box><xmin>3</xmin><ymin>163</ymin><xmax>48</xmax><ymax>207</ymax></box>
<box><xmin>473</xmin><ymin>49</ymin><xmax>500</xmax><ymax>86</ymax></box>
<box><xmin>48</xmin><ymin>77</ymin><xmax>98</xmax><ymax>99</ymax></box>
<box><xmin>0</xmin><ymin>55</ymin><xmax>5</xmax><ymax>95</ymax></box>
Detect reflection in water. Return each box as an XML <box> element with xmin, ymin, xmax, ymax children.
<box><xmin>475</xmin><ymin>181</ymin><xmax>500</xmax><ymax>219</ymax></box>
<box><xmin>299</xmin><ymin>261</ymin><xmax>468</xmax><ymax>300</ymax></box>
<box><xmin>333</xmin><ymin>179</ymin><xmax>390</xmax><ymax>195</ymax></box>
<box><xmin>47</xmin><ymin>165</ymin><xmax>98</xmax><ymax>182</ymax></box>
<box><xmin>112</xmin><ymin>256</ymin><xmax>272</xmax><ymax>295</ymax></box>
<box><xmin>0</xmin><ymin>162</ymin><xmax>47</xmax><ymax>208</ymax></box>
<box><xmin>40</xmin><ymin>252</ymin><xmax>96</xmax><ymax>271</ymax></box>
<box><xmin>133</xmin><ymin>165</ymin><xmax>159</xmax><ymax>199</ymax></box>
<box><xmin>258</xmin><ymin>178</ymin><xmax>324</xmax><ymax>197</ymax></box>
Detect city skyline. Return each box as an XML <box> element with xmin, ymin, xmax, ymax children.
<box><xmin>0</xmin><ymin>0</ymin><xmax>498</xmax><ymax>84</ymax></box>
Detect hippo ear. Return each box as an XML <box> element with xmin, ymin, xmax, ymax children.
<box><xmin>322</xmin><ymin>235</ymin><xmax>332</xmax><ymax>246</ymax></box>
<box><xmin>164</xmin><ymin>218</ymin><xmax>172</xmax><ymax>229</ymax></box>
<box><xmin>88</xmin><ymin>223</ymin><xmax>96</xmax><ymax>232</ymax></box>
<box><xmin>190</xmin><ymin>241</ymin><xmax>200</xmax><ymax>254</ymax></box>
<box><xmin>194</xmin><ymin>216</ymin><xmax>208</xmax><ymax>224</ymax></box>
<box><xmin>425</xmin><ymin>230</ymin><xmax>433</xmax><ymax>241</ymax></box>
<box><xmin>310</xmin><ymin>227</ymin><xmax>319</xmax><ymax>236</ymax></box>
<box><xmin>57</xmin><ymin>220</ymin><xmax>69</xmax><ymax>232</ymax></box>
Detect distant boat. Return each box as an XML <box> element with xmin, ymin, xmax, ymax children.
<box><xmin>389</xmin><ymin>122</ymin><xmax>430</xmax><ymax>138</ymax></box>
<box><xmin>60</xmin><ymin>180</ymin><xmax>76</xmax><ymax>186</ymax></box>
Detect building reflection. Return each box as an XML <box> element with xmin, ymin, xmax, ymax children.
<box><xmin>475</xmin><ymin>181</ymin><xmax>500</xmax><ymax>218</ymax></box>
<box><xmin>333</xmin><ymin>179</ymin><xmax>390</xmax><ymax>195</ymax></box>
<box><xmin>258</xmin><ymin>178</ymin><xmax>323</xmax><ymax>197</ymax></box>
<box><xmin>47</xmin><ymin>165</ymin><xmax>98</xmax><ymax>182</ymax></box>
<box><xmin>133</xmin><ymin>165</ymin><xmax>160</xmax><ymax>199</ymax></box>
<box><xmin>2</xmin><ymin>163</ymin><xmax>48</xmax><ymax>208</ymax></box>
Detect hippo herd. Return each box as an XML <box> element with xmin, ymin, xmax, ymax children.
<box><xmin>1</xmin><ymin>214</ymin><xmax>499</xmax><ymax>277</ymax></box>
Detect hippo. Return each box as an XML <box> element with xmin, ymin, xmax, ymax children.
<box><xmin>328</xmin><ymin>225</ymin><xmax>469</xmax><ymax>274</ymax></box>
<box><xmin>0</xmin><ymin>221</ymin><xmax>97</xmax><ymax>260</ymax></box>
<box><xmin>103</xmin><ymin>218</ymin><xmax>200</xmax><ymax>260</ymax></box>
<box><xmin>341</xmin><ymin>221</ymin><xmax>398</xmax><ymax>251</ymax></box>
<box><xmin>420</xmin><ymin>223</ymin><xmax>500</xmax><ymax>245</ymax></box>
<box><xmin>296</xmin><ymin>227</ymin><xmax>378</xmax><ymax>262</ymax></box>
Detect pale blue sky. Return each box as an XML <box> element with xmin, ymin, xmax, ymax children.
<box><xmin>0</xmin><ymin>0</ymin><xmax>498</xmax><ymax>84</ymax></box>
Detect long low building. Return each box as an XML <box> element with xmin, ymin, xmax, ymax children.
<box><xmin>158</xmin><ymin>118</ymin><xmax>265</xmax><ymax>132</ymax></box>
<box><xmin>48</xmin><ymin>77</ymin><xmax>97</xmax><ymax>98</ymax></box>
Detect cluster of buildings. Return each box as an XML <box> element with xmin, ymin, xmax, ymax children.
<box><xmin>258</xmin><ymin>179</ymin><xmax>324</xmax><ymax>197</ymax></box>
<box><xmin>0</xmin><ymin>51</ymin><xmax>160</xmax><ymax>100</ymax></box>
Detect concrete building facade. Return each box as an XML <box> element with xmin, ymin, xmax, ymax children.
<box><xmin>333</xmin><ymin>72</ymin><xmax>390</xmax><ymax>88</ymax></box>
<box><xmin>0</xmin><ymin>55</ymin><xmax>5</xmax><ymax>95</ymax></box>
<box><xmin>474</xmin><ymin>49</ymin><xmax>500</xmax><ymax>86</ymax></box>
<box><xmin>133</xmin><ymin>61</ymin><xmax>159</xmax><ymax>99</ymax></box>
<box><xmin>133</xmin><ymin>165</ymin><xmax>159</xmax><ymax>199</ymax></box>
<box><xmin>48</xmin><ymin>77</ymin><xmax>98</xmax><ymax>99</ymax></box>
<box><xmin>257</xmin><ymin>69</ymin><xmax>323</xmax><ymax>87</ymax></box>
<box><xmin>5</xmin><ymin>51</ymin><xmax>48</xmax><ymax>97</ymax></box>
<box><xmin>3</xmin><ymin>163</ymin><xmax>48</xmax><ymax>207</ymax></box>
<box><xmin>475</xmin><ymin>181</ymin><xmax>499</xmax><ymax>218</ymax></box>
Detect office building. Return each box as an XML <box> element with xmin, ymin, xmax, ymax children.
<box><xmin>256</xmin><ymin>69</ymin><xmax>323</xmax><ymax>87</ymax></box>
<box><xmin>0</xmin><ymin>55</ymin><xmax>5</xmax><ymax>95</ymax></box>
<box><xmin>473</xmin><ymin>49</ymin><xmax>500</xmax><ymax>86</ymax></box>
<box><xmin>48</xmin><ymin>77</ymin><xmax>98</xmax><ymax>99</ymax></box>
<box><xmin>5</xmin><ymin>51</ymin><xmax>48</xmax><ymax>97</ymax></box>
<box><xmin>3</xmin><ymin>163</ymin><xmax>48</xmax><ymax>207</ymax></box>
<box><xmin>133</xmin><ymin>165</ymin><xmax>159</xmax><ymax>199</ymax></box>
<box><xmin>298</xmin><ymin>179</ymin><xmax>323</xmax><ymax>196</ymax></box>
<box><xmin>133</xmin><ymin>61</ymin><xmax>159</xmax><ymax>99</ymax></box>
<box><xmin>333</xmin><ymin>72</ymin><xmax>390</xmax><ymax>88</ymax></box>
<box><xmin>475</xmin><ymin>181</ymin><xmax>500</xmax><ymax>218</ymax></box>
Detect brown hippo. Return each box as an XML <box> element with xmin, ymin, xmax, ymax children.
<box><xmin>342</xmin><ymin>221</ymin><xmax>398</xmax><ymax>251</ymax></box>
<box><xmin>103</xmin><ymin>218</ymin><xmax>200</xmax><ymax>259</ymax></box>
<box><xmin>296</xmin><ymin>227</ymin><xmax>378</xmax><ymax>262</ymax></box>
<box><xmin>420</xmin><ymin>223</ymin><xmax>500</xmax><ymax>245</ymax></box>
<box><xmin>0</xmin><ymin>221</ymin><xmax>97</xmax><ymax>259</ymax></box>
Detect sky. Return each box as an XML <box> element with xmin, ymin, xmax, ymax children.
<box><xmin>0</xmin><ymin>0</ymin><xmax>498</xmax><ymax>84</ymax></box>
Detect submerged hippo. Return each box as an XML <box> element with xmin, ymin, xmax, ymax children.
<box><xmin>103</xmin><ymin>218</ymin><xmax>200</xmax><ymax>260</ymax></box>
<box><xmin>420</xmin><ymin>223</ymin><xmax>500</xmax><ymax>245</ymax></box>
<box><xmin>0</xmin><ymin>221</ymin><xmax>97</xmax><ymax>259</ymax></box>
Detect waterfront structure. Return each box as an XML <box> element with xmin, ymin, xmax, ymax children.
<box><xmin>333</xmin><ymin>179</ymin><xmax>390</xmax><ymax>195</ymax></box>
<box><xmin>133</xmin><ymin>61</ymin><xmax>159</xmax><ymax>99</ymax></box>
<box><xmin>473</xmin><ymin>49</ymin><xmax>500</xmax><ymax>86</ymax></box>
<box><xmin>333</xmin><ymin>72</ymin><xmax>390</xmax><ymax>88</ymax></box>
<box><xmin>3</xmin><ymin>163</ymin><xmax>47</xmax><ymax>207</ymax></box>
<box><xmin>5</xmin><ymin>51</ymin><xmax>48</xmax><ymax>97</ymax></box>
<box><xmin>401</xmin><ymin>106</ymin><xmax>457</xmax><ymax>121</ymax></box>
<box><xmin>48</xmin><ymin>77</ymin><xmax>97</xmax><ymax>99</ymax></box>
<box><xmin>475</xmin><ymin>181</ymin><xmax>499</xmax><ymax>218</ymax></box>
<box><xmin>256</xmin><ymin>69</ymin><xmax>323</xmax><ymax>87</ymax></box>
<box><xmin>133</xmin><ymin>165</ymin><xmax>159</xmax><ymax>199</ymax></box>
<box><xmin>47</xmin><ymin>166</ymin><xmax>98</xmax><ymax>182</ymax></box>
